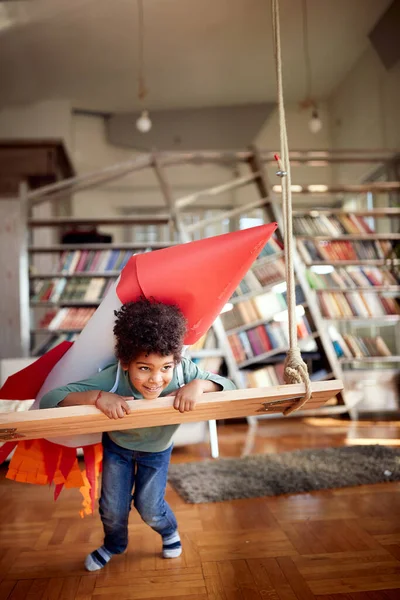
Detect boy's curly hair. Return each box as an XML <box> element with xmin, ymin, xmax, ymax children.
<box><xmin>113</xmin><ymin>298</ymin><xmax>187</xmax><ymax>364</ymax></box>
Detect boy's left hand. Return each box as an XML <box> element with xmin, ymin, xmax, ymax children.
<box><xmin>172</xmin><ymin>379</ymin><xmax>203</xmax><ymax>413</ymax></box>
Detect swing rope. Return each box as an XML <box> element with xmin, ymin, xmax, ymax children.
<box><xmin>271</xmin><ymin>0</ymin><xmax>311</xmax><ymax>414</ymax></box>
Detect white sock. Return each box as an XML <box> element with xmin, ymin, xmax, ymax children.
<box><xmin>84</xmin><ymin>545</ymin><xmax>113</xmax><ymax>571</ymax></box>
<box><xmin>162</xmin><ymin>531</ymin><xmax>182</xmax><ymax>559</ymax></box>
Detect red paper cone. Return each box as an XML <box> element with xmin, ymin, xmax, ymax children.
<box><xmin>117</xmin><ymin>223</ymin><xmax>278</xmax><ymax>343</ymax></box>
<box><xmin>0</xmin><ymin>341</ymin><xmax>73</xmax><ymax>401</ymax></box>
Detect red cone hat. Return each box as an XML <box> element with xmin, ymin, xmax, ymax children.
<box><xmin>117</xmin><ymin>223</ymin><xmax>278</xmax><ymax>344</ymax></box>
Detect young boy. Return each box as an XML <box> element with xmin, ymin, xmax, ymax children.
<box><xmin>39</xmin><ymin>298</ymin><xmax>235</xmax><ymax>571</ymax></box>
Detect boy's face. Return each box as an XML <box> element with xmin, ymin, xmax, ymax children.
<box><xmin>126</xmin><ymin>352</ymin><xmax>175</xmax><ymax>399</ymax></box>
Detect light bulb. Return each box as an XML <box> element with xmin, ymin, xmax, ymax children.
<box><xmin>309</xmin><ymin>109</ymin><xmax>322</xmax><ymax>134</ymax></box>
<box><xmin>136</xmin><ymin>110</ymin><xmax>152</xmax><ymax>133</ymax></box>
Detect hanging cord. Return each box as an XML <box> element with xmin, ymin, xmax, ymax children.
<box><xmin>137</xmin><ymin>0</ymin><xmax>147</xmax><ymax>102</ymax></box>
<box><xmin>271</xmin><ymin>0</ymin><xmax>311</xmax><ymax>415</ymax></box>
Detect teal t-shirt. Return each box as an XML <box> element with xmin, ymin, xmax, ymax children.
<box><xmin>40</xmin><ymin>357</ymin><xmax>236</xmax><ymax>452</ymax></box>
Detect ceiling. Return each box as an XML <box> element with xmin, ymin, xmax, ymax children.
<box><xmin>0</xmin><ymin>0</ymin><xmax>392</xmax><ymax>113</ymax></box>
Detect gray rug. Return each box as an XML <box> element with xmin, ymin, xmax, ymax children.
<box><xmin>168</xmin><ymin>445</ymin><xmax>400</xmax><ymax>503</ymax></box>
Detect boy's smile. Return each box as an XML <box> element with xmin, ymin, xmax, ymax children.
<box><xmin>126</xmin><ymin>352</ymin><xmax>175</xmax><ymax>399</ymax></box>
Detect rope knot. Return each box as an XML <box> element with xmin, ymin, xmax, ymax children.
<box><xmin>283</xmin><ymin>347</ymin><xmax>311</xmax><ymax>415</ymax></box>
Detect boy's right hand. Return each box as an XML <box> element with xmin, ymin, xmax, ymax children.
<box><xmin>95</xmin><ymin>392</ymin><xmax>132</xmax><ymax>420</ymax></box>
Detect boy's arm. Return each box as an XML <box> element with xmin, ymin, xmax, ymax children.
<box><xmin>58</xmin><ymin>390</ymin><xmax>100</xmax><ymax>407</ymax></box>
<box><xmin>39</xmin><ymin>367</ymin><xmax>132</xmax><ymax>419</ymax></box>
<box><xmin>39</xmin><ymin>370</ymin><xmax>111</xmax><ymax>409</ymax></box>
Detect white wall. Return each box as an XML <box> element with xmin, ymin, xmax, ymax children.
<box><xmin>0</xmin><ymin>99</ymin><xmax>73</xmax><ymax>154</ymax></box>
<box><xmin>72</xmin><ymin>115</ymin><xmax>242</xmax><ymax>206</ymax></box>
<box><xmin>255</xmin><ymin>102</ymin><xmax>333</xmax><ymax>187</ymax></box>
<box><xmin>243</xmin><ymin>102</ymin><xmax>335</xmax><ymax>209</ymax></box>
<box><xmin>71</xmin><ymin>103</ymin><xmax>338</xmax><ymax>230</ymax></box>
<box><xmin>71</xmin><ymin>114</ymin><xmax>239</xmax><ymax>240</ymax></box>
<box><xmin>329</xmin><ymin>47</ymin><xmax>400</xmax><ymax>183</ymax></box>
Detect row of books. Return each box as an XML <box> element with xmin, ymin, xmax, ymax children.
<box><xmin>293</xmin><ymin>214</ymin><xmax>373</xmax><ymax>237</ymax></box>
<box><xmin>306</xmin><ymin>266</ymin><xmax>399</xmax><ymax>290</ymax></box>
<box><xmin>57</xmin><ymin>249</ymin><xmax>136</xmax><ymax>274</ymax></box>
<box><xmin>257</xmin><ymin>236</ymin><xmax>283</xmax><ymax>258</ymax></box>
<box><xmin>318</xmin><ymin>291</ymin><xmax>400</xmax><ymax>319</ymax></box>
<box><xmin>232</xmin><ymin>258</ymin><xmax>286</xmax><ymax>297</ymax></box>
<box><xmin>228</xmin><ymin>315</ymin><xmax>313</xmax><ymax>363</ymax></box>
<box><xmin>243</xmin><ymin>363</ymin><xmax>286</xmax><ymax>387</ymax></box>
<box><xmin>38</xmin><ymin>307</ymin><xmax>96</xmax><ymax>331</ymax></box>
<box><xmin>221</xmin><ymin>291</ymin><xmax>288</xmax><ymax>331</ymax></box>
<box><xmin>331</xmin><ymin>331</ymin><xmax>392</xmax><ymax>359</ymax></box>
<box><xmin>32</xmin><ymin>277</ymin><xmax>116</xmax><ymax>303</ymax></box>
<box><xmin>298</xmin><ymin>239</ymin><xmax>395</xmax><ymax>263</ymax></box>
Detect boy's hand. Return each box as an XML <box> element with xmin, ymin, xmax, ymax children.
<box><xmin>173</xmin><ymin>379</ymin><xmax>203</xmax><ymax>413</ymax></box>
<box><xmin>95</xmin><ymin>391</ymin><xmax>132</xmax><ymax>420</ymax></box>
<box><xmin>172</xmin><ymin>379</ymin><xmax>221</xmax><ymax>413</ymax></box>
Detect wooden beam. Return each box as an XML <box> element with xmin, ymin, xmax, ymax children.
<box><xmin>0</xmin><ymin>381</ymin><xmax>343</xmax><ymax>441</ymax></box>
<box><xmin>175</xmin><ymin>173</ymin><xmax>259</xmax><ymax>209</ymax></box>
<box><xmin>185</xmin><ymin>198</ymin><xmax>269</xmax><ymax>233</ymax></box>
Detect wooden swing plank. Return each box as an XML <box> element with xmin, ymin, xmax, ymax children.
<box><xmin>0</xmin><ymin>380</ymin><xmax>343</xmax><ymax>442</ymax></box>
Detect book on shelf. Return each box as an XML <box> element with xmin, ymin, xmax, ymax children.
<box><xmin>232</xmin><ymin>257</ymin><xmax>286</xmax><ymax>297</ymax></box>
<box><xmin>221</xmin><ymin>292</ymin><xmax>287</xmax><ymax>331</ymax></box>
<box><xmin>31</xmin><ymin>277</ymin><xmax>116</xmax><ymax>303</ymax></box>
<box><xmin>306</xmin><ymin>266</ymin><xmax>399</xmax><ymax>290</ymax></box>
<box><xmin>257</xmin><ymin>236</ymin><xmax>284</xmax><ymax>258</ymax></box>
<box><xmin>56</xmin><ymin>249</ymin><xmax>134</xmax><ymax>274</ymax></box>
<box><xmin>297</xmin><ymin>239</ymin><xmax>396</xmax><ymax>264</ymax></box>
<box><xmin>38</xmin><ymin>307</ymin><xmax>96</xmax><ymax>331</ymax></box>
<box><xmin>329</xmin><ymin>326</ymin><xmax>393</xmax><ymax>359</ymax></box>
<box><xmin>318</xmin><ymin>291</ymin><xmax>400</xmax><ymax>319</ymax></box>
<box><xmin>227</xmin><ymin>314</ymin><xmax>315</xmax><ymax>363</ymax></box>
<box><xmin>222</xmin><ymin>286</ymin><xmax>306</xmax><ymax>331</ymax></box>
<box><xmin>243</xmin><ymin>364</ymin><xmax>284</xmax><ymax>387</ymax></box>
<box><xmin>293</xmin><ymin>214</ymin><xmax>374</xmax><ymax>236</ymax></box>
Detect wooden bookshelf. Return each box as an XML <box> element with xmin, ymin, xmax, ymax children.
<box><xmin>297</xmin><ymin>234</ymin><xmax>400</xmax><ymax>241</ymax></box>
<box><xmin>237</xmin><ymin>332</ymin><xmax>320</xmax><ymax>369</ymax></box>
<box><xmin>324</xmin><ymin>315</ymin><xmax>400</xmax><ymax>323</ymax></box>
<box><xmin>28</xmin><ymin>215</ymin><xmax>171</xmax><ymax>227</ymax></box>
<box><xmin>293</xmin><ymin>208</ymin><xmax>400</xmax><ymax>217</ymax></box>
<box><xmin>294</xmin><ymin>206</ymin><xmax>400</xmax><ymax>414</ymax></box>
<box><xmin>305</xmin><ymin>260</ymin><xmax>400</xmax><ymax>267</ymax></box>
<box><xmin>339</xmin><ymin>356</ymin><xmax>400</xmax><ymax>364</ymax></box>
<box><xmin>30</xmin><ymin>300</ymin><xmax>101</xmax><ymax>307</ymax></box>
<box><xmin>226</xmin><ymin>303</ymin><xmax>309</xmax><ymax>336</ymax></box>
<box><xmin>315</xmin><ymin>287</ymin><xmax>400</xmax><ymax>294</ymax></box>
<box><xmin>27</xmin><ymin>218</ymin><xmax>176</xmax><ymax>355</ymax></box>
<box><xmin>29</xmin><ymin>242</ymin><xmax>175</xmax><ymax>252</ymax></box>
<box><xmin>31</xmin><ymin>328</ymin><xmax>83</xmax><ymax>334</ymax></box>
<box><xmin>30</xmin><ymin>272</ymin><xmax>120</xmax><ymax>279</ymax></box>
<box><xmin>199</xmin><ymin>147</ymin><xmax>345</xmax><ymax>413</ymax></box>
<box><xmin>254</xmin><ymin>249</ymin><xmax>285</xmax><ymax>266</ymax></box>
<box><xmin>231</xmin><ymin>280</ymin><xmax>287</xmax><ymax>304</ymax></box>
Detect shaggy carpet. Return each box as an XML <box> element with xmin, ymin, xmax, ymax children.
<box><xmin>168</xmin><ymin>445</ymin><xmax>400</xmax><ymax>503</ymax></box>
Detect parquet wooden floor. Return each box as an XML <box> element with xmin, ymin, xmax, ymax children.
<box><xmin>0</xmin><ymin>417</ymin><xmax>400</xmax><ymax>599</ymax></box>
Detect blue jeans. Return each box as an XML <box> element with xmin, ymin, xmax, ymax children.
<box><xmin>99</xmin><ymin>433</ymin><xmax>177</xmax><ymax>554</ymax></box>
